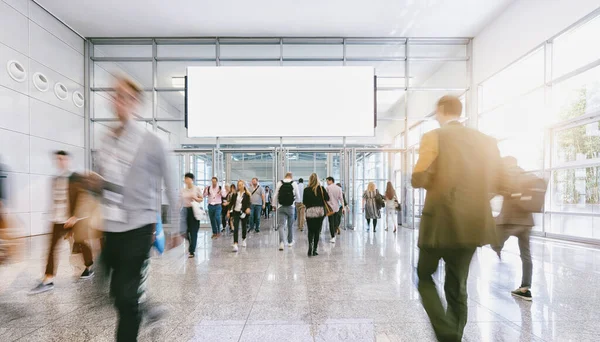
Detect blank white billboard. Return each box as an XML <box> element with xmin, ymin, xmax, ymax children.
<box><xmin>186</xmin><ymin>66</ymin><xmax>375</xmax><ymax>137</ymax></box>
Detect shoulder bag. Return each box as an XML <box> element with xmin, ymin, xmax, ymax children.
<box><xmin>320</xmin><ymin>187</ymin><xmax>335</xmax><ymax>217</ymax></box>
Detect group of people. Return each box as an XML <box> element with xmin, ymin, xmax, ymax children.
<box><xmin>0</xmin><ymin>74</ymin><xmax>540</xmax><ymax>342</ymax></box>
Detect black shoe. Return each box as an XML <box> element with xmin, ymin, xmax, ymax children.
<box><xmin>255</xmin><ymin>229</ymin><xmax>260</xmax><ymax>233</ymax></box>
<box><xmin>188</xmin><ymin>252</ymin><xmax>195</xmax><ymax>258</ymax></box>
<box><xmin>511</xmin><ymin>288</ymin><xmax>532</xmax><ymax>301</ymax></box>
<box><xmin>80</xmin><ymin>268</ymin><xmax>94</xmax><ymax>279</ymax></box>
<box><xmin>28</xmin><ymin>282</ymin><xmax>54</xmax><ymax>295</ymax></box>
<box><xmin>312</xmin><ymin>251</ymin><xmax>318</xmax><ymax>256</ymax></box>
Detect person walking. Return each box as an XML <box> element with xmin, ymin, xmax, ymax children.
<box><xmin>93</xmin><ymin>76</ymin><xmax>178</xmax><ymax>342</ymax></box>
<box><xmin>227</xmin><ymin>180</ymin><xmax>251</xmax><ymax>252</ymax></box>
<box><xmin>264</xmin><ymin>186</ymin><xmax>273</xmax><ymax>219</ymax></box>
<box><xmin>325</xmin><ymin>177</ymin><xmax>344</xmax><ymax>243</ymax></box>
<box><xmin>222</xmin><ymin>184</ymin><xmax>235</xmax><ymax>234</ymax></box>
<box><xmin>412</xmin><ymin>95</ymin><xmax>504</xmax><ymax>342</ymax></box>
<box><xmin>29</xmin><ymin>151</ymin><xmax>95</xmax><ymax>294</ymax></box>
<box><xmin>303</xmin><ymin>173</ymin><xmax>329</xmax><ymax>257</ymax></box>
<box><xmin>181</xmin><ymin>173</ymin><xmax>202</xmax><ymax>258</ymax></box>
<box><xmin>384</xmin><ymin>182</ymin><xmax>399</xmax><ymax>233</ymax></box>
<box><xmin>204</xmin><ymin>177</ymin><xmax>226</xmax><ymax>239</ymax></box>
<box><xmin>296</xmin><ymin>178</ymin><xmax>306</xmax><ymax>231</ymax></box>
<box><xmin>248</xmin><ymin>178</ymin><xmax>265</xmax><ymax>232</ymax></box>
<box><xmin>492</xmin><ymin>156</ymin><xmax>535</xmax><ymax>301</ymax></box>
<box><xmin>273</xmin><ymin>172</ymin><xmax>300</xmax><ymax>251</ymax></box>
<box><xmin>362</xmin><ymin>182</ymin><xmax>381</xmax><ymax>232</ymax></box>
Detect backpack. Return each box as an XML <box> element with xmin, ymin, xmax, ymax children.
<box><xmin>278</xmin><ymin>181</ymin><xmax>295</xmax><ymax>206</ymax></box>
<box><xmin>513</xmin><ymin>173</ymin><xmax>548</xmax><ymax>213</ymax></box>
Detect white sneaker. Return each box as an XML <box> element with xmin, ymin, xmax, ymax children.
<box><xmin>232</xmin><ymin>244</ymin><xmax>239</xmax><ymax>252</ymax></box>
<box><xmin>242</xmin><ymin>239</ymin><xmax>247</xmax><ymax>247</ymax></box>
<box><xmin>330</xmin><ymin>237</ymin><xmax>336</xmax><ymax>243</ymax></box>
<box><xmin>288</xmin><ymin>241</ymin><xmax>294</xmax><ymax>247</ymax></box>
<box><xmin>279</xmin><ymin>242</ymin><xmax>284</xmax><ymax>250</ymax></box>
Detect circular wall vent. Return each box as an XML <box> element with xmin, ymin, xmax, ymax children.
<box><xmin>73</xmin><ymin>91</ymin><xmax>84</xmax><ymax>107</ymax></box>
<box><xmin>7</xmin><ymin>60</ymin><xmax>27</xmax><ymax>82</ymax></box>
<box><xmin>33</xmin><ymin>72</ymin><xmax>49</xmax><ymax>92</ymax></box>
<box><xmin>54</xmin><ymin>82</ymin><xmax>68</xmax><ymax>100</ymax></box>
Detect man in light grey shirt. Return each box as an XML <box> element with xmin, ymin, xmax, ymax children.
<box><xmin>326</xmin><ymin>177</ymin><xmax>345</xmax><ymax>243</ymax></box>
<box><xmin>95</xmin><ymin>77</ymin><xmax>177</xmax><ymax>342</ymax></box>
<box><xmin>248</xmin><ymin>178</ymin><xmax>265</xmax><ymax>232</ymax></box>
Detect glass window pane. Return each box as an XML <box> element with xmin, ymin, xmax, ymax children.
<box><xmin>94</xmin><ymin>44</ymin><xmax>152</xmax><ymax>58</ymax></box>
<box><xmin>157</xmin><ymin>61</ymin><xmax>216</xmax><ymax>88</ymax></box>
<box><xmin>552</xmin><ymin>167</ymin><xmax>600</xmax><ymax>214</ymax></box>
<box><xmin>377</xmin><ymin>90</ymin><xmax>405</xmax><ymax>113</ymax></box>
<box><xmin>497</xmin><ymin>134</ymin><xmax>544</xmax><ymax>171</ymax></box>
<box><xmin>94</xmin><ymin>62</ymin><xmax>152</xmax><ymax>88</ymax></box>
<box><xmin>157</xmin><ymin>92</ymin><xmax>184</xmax><ymax>120</ymax></box>
<box><xmin>219</xmin><ymin>60</ymin><xmax>280</xmax><ymax>66</ymax></box>
<box><xmin>282</xmin><ymin>61</ymin><xmax>343</xmax><ymax>66</ymax></box>
<box><xmin>156</xmin><ymin>43</ymin><xmax>216</xmax><ymax>58</ymax></box>
<box><xmin>93</xmin><ymin>91</ymin><xmax>152</xmax><ymax>119</ymax></box>
<box><xmin>480</xmin><ymin>48</ymin><xmax>544</xmax><ymax>113</ymax></box>
<box><xmin>220</xmin><ymin>44</ymin><xmax>280</xmax><ymax>58</ymax></box>
<box><xmin>553</xmin><ymin>14</ymin><xmax>600</xmax><ymax>79</ymax></box>
<box><xmin>345</xmin><ymin>43</ymin><xmax>405</xmax><ymax>58</ymax></box>
<box><xmin>409</xmin><ymin>60</ymin><xmax>467</xmax><ymax>88</ymax></box>
<box><xmin>409</xmin><ymin>44</ymin><xmax>467</xmax><ymax>58</ymax></box>
<box><xmin>551</xmin><ymin>64</ymin><xmax>600</xmax><ymax>122</ymax></box>
<box><xmin>553</xmin><ymin>120</ymin><xmax>600</xmax><ymax>166</ymax></box>
<box><xmin>549</xmin><ymin>214</ymin><xmax>599</xmax><ymax>239</ymax></box>
<box><xmin>478</xmin><ymin>89</ymin><xmax>545</xmax><ymax>139</ymax></box>
<box><xmin>283</xmin><ymin>44</ymin><xmax>343</xmax><ymax>59</ymax></box>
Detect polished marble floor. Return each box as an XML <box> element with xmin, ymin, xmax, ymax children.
<box><xmin>1</xmin><ymin>218</ymin><xmax>600</xmax><ymax>341</ymax></box>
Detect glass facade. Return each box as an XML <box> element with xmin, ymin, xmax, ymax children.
<box><xmin>477</xmin><ymin>12</ymin><xmax>600</xmax><ymax>241</ymax></box>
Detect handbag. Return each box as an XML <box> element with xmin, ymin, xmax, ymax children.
<box><xmin>374</xmin><ymin>191</ymin><xmax>385</xmax><ymax>210</ymax></box>
<box><xmin>153</xmin><ymin>213</ymin><xmax>165</xmax><ymax>254</ymax></box>
<box><xmin>320</xmin><ymin>187</ymin><xmax>335</xmax><ymax>217</ymax></box>
<box><xmin>191</xmin><ymin>201</ymin><xmax>207</xmax><ymax>221</ymax></box>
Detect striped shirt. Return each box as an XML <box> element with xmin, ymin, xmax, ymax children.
<box><xmin>52</xmin><ymin>173</ymin><xmax>71</xmax><ymax>224</ymax></box>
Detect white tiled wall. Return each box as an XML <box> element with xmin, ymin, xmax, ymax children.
<box><xmin>0</xmin><ymin>0</ymin><xmax>84</xmax><ymax>236</ymax></box>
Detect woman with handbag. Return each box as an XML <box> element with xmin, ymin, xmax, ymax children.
<box><xmin>222</xmin><ymin>183</ymin><xmax>236</xmax><ymax>234</ymax></box>
<box><xmin>181</xmin><ymin>173</ymin><xmax>202</xmax><ymax>258</ymax></box>
<box><xmin>227</xmin><ymin>180</ymin><xmax>251</xmax><ymax>252</ymax></box>
<box><xmin>303</xmin><ymin>173</ymin><xmax>330</xmax><ymax>257</ymax></box>
<box><xmin>384</xmin><ymin>182</ymin><xmax>399</xmax><ymax>233</ymax></box>
<box><xmin>362</xmin><ymin>182</ymin><xmax>382</xmax><ymax>232</ymax></box>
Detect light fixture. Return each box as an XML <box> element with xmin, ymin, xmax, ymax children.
<box><xmin>7</xmin><ymin>60</ymin><xmax>26</xmax><ymax>82</ymax></box>
<box><xmin>54</xmin><ymin>82</ymin><xmax>68</xmax><ymax>100</ymax></box>
<box><xmin>73</xmin><ymin>91</ymin><xmax>84</xmax><ymax>107</ymax></box>
<box><xmin>33</xmin><ymin>72</ymin><xmax>49</xmax><ymax>92</ymax></box>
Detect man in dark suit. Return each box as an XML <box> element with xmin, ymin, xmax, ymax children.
<box><xmin>492</xmin><ymin>156</ymin><xmax>534</xmax><ymax>301</ymax></box>
<box><xmin>412</xmin><ymin>96</ymin><xmax>504</xmax><ymax>342</ymax></box>
<box><xmin>29</xmin><ymin>151</ymin><xmax>94</xmax><ymax>295</ymax></box>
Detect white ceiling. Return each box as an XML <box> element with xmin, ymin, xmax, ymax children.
<box><xmin>37</xmin><ymin>0</ymin><xmax>514</xmax><ymax>38</ymax></box>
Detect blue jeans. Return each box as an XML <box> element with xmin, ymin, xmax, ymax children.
<box><xmin>278</xmin><ymin>205</ymin><xmax>295</xmax><ymax>244</ymax></box>
<box><xmin>208</xmin><ymin>204</ymin><xmax>222</xmax><ymax>235</ymax></box>
<box><xmin>250</xmin><ymin>204</ymin><xmax>262</xmax><ymax>231</ymax></box>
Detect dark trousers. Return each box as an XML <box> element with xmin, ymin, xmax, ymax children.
<box><xmin>328</xmin><ymin>211</ymin><xmax>341</xmax><ymax>238</ymax></box>
<box><xmin>232</xmin><ymin>211</ymin><xmax>248</xmax><ymax>244</ymax></box>
<box><xmin>186</xmin><ymin>207</ymin><xmax>199</xmax><ymax>253</ymax></box>
<box><xmin>221</xmin><ymin>206</ymin><xmax>228</xmax><ymax>230</ymax></box>
<box><xmin>45</xmin><ymin>223</ymin><xmax>93</xmax><ymax>276</ymax></box>
<box><xmin>307</xmin><ymin>217</ymin><xmax>324</xmax><ymax>254</ymax></box>
<box><xmin>264</xmin><ymin>203</ymin><xmax>272</xmax><ymax>218</ymax></box>
<box><xmin>417</xmin><ymin>247</ymin><xmax>476</xmax><ymax>342</ymax></box>
<box><xmin>366</xmin><ymin>218</ymin><xmax>378</xmax><ymax>230</ymax></box>
<box><xmin>104</xmin><ymin>224</ymin><xmax>153</xmax><ymax>342</ymax></box>
<box><xmin>493</xmin><ymin>225</ymin><xmax>533</xmax><ymax>288</ymax></box>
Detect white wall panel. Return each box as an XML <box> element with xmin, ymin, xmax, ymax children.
<box><xmin>29</xmin><ymin>136</ymin><xmax>84</xmax><ymax>175</ymax></box>
<box><xmin>3</xmin><ymin>0</ymin><xmax>28</xmax><ymax>16</ymax></box>
<box><xmin>0</xmin><ymin>128</ymin><xmax>29</xmax><ymax>173</ymax></box>
<box><xmin>5</xmin><ymin>212</ymin><xmax>31</xmax><ymax>237</ymax></box>
<box><xmin>0</xmin><ymin>85</ymin><xmax>30</xmax><ymax>134</ymax></box>
<box><xmin>29</xmin><ymin>173</ymin><xmax>51</xmax><ymax>213</ymax></box>
<box><xmin>30</xmin><ymin>211</ymin><xmax>50</xmax><ymax>235</ymax></box>
<box><xmin>4</xmin><ymin>172</ymin><xmax>29</xmax><ymax>214</ymax></box>
<box><xmin>0</xmin><ymin>44</ymin><xmax>30</xmax><ymax>95</ymax></box>
<box><xmin>29</xmin><ymin>1</ymin><xmax>83</xmax><ymax>55</ymax></box>
<box><xmin>28</xmin><ymin>60</ymin><xmax>84</xmax><ymax>116</ymax></box>
<box><xmin>30</xmin><ymin>98</ymin><xmax>84</xmax><ymax>147</ymax></box>
<box><xmin>29</xmin><ymin>22</ymin><xmax>83</xmax><ymax>85</ymax></box>
<box><xmin>0</xmin><ymin>1</ymin><xmax>28</xmax><ymax>55</ymax></box>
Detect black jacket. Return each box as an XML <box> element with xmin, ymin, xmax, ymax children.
<box><xmin>229</xmin><ymin>191</ymin><xmax>251</xmax><ymax>214</ymax></box>
<box><xmin>302</xmin><ymin>186</ymin><xmax>329</xmax><ymax>209</ymax></box>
